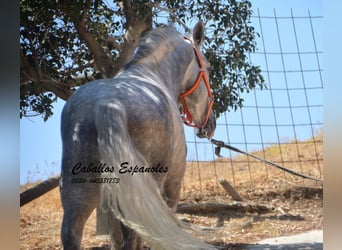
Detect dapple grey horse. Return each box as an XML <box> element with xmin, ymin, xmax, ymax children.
<box><xmin>60</xmin><ymin>22</ymin><xmax>216</xmax><ymax>250</ymax></box>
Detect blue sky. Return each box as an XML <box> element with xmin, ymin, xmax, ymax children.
<box><xmin>20</xmin><ymin>0</ymin><xmax>323</xmax><ymax>184</ymax></box>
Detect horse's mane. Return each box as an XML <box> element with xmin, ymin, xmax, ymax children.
<box><xmin>125</xmin><ymin>25</ymin><xmax>192</xmax><ymax>68</ymax></box>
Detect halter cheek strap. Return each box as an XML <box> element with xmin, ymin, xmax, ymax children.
<box><xmin>179</xmin><ymin>38</ymin><xmax>214</xmax><ymax>128</ymax></box>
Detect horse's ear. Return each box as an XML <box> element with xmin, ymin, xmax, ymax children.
<box><xmin>193</xmin><ymin>22</ymin><xmax>205</xmax><ymax>47</ymax></box>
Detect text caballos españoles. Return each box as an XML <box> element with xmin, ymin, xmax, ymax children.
<box><xmin>71</xmin><ymin>161</ymin><xmax>168</xmax><ymax>176</ymax></box>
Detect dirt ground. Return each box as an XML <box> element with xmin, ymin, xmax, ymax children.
<box><xmin>20</xmin><ymin>134</ymin><xmax>323</xmax><ymax>249</ymax></box>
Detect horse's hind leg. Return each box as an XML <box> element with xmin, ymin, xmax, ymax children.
<box><xmin>60</xmin><ymin>179</ymin><xmax>101</xmax><ymax>249</ymax></box>
<box><xmin>99</xmin><ymin>195</ymin><xmax>142</xmax><ymax>249</ymax></box>
<box><xmin>60</xmin><ymin>107</ymin><xmax>103</xmax><ymax>249</ymax></box>
<box><xmin>60</xmin><ymin>173</ymin><xmax>101</xmax><ymax>250</ymax></box>
<box><xmin>120</xmin><ymin>223</ymin><xmax>141</xmax><ymax>250</ymax></box>
<box><xmin>106</xmin><ymin>214</ymin><xmax>141</xmax><ymax>250</ymax></box>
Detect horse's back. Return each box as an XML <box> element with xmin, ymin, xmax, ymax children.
<box><xmin>62</xmin><ymin>77</ymin><xmax>172</xmax><ymax>127</ymax></box>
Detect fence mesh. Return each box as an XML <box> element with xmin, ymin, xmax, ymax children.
<box><xmin>183</xmin><ymin>9</ymin><xmax>323</xmax><ymax>194</ymax></box>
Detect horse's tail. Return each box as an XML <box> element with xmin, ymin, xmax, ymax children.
<box><xmin>95</xmin><ymin>102</ymin><xmax>214</xmax><ymax>250</ymax></box>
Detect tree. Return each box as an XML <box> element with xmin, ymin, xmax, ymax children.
<box><xmin>20</xmin><ymin>0</ymin><xmax>265</xmax><ymax>121</ymax></box>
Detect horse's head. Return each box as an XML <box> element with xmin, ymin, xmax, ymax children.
<box><xmin>179</xmin><ymin>22</ymin><xmax>216</xmax><ymax>139</ymax></box>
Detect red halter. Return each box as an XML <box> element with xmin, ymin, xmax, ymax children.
<box><xmin>179</xmin><ymin>38</ymin><xmax>214</xmax><ymax>128</ymax></box>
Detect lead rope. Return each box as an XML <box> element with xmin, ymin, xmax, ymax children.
<box><xmin>210</xmin><ymin>138</ymin><xmax>323</xmax><ymax>183</ymax></box>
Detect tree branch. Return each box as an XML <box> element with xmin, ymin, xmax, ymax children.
<box><xmin>20</xmin><ymin>48</ymin><xmax>82</xmax><ymax>100</ymax></box>
<box><xmin>112</xmin><ymin>0</ymin><xmax>152</xmax><ymax>73</ymax></box>
<box><xmin>20</xmin><ymin>49</ymin><xmax>39</xmax><ymax>85</ymax></box>
<box><xmin>60</xmin><ymin>0</ymin><xmax>152</xmax><ymax>78</ymax></box>
<box><xmin>153</xmin><ymin>4</ymin><xmax>191</xmax><ymax>33</ymax></box>
<box><xmin>118</xmin><ymin>0</ymin><xmax>133</xmax><ymax>25</ymax></box>
<box><xmin>106</xmin><ymin>35</ymin><xmax>122</xmax><ymax>51</ymax></box>
<box><xmin>73</xmin><ymin>15</ymin><xmax>116</xmax><ymax>78</ymax></box>
<box><xmin>41</xmin><ymin>79</ymin><xmax>75</xmax><ymax>101</ymax></box>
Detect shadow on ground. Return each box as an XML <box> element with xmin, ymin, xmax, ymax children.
<box><xmin>91</xmin><ymin>242</ymin><xmax>323</xmax><ymax>250</ymax></box>
<box><xmin>214</xmin><ymin>242</ymin><xmax>322</xmax><ymax>250</ymax></box>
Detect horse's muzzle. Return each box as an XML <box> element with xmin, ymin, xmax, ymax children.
<box><xmin>195</xmin><ymin>112</ymin><xmax>216</xmax><ymax>139</ymax></box>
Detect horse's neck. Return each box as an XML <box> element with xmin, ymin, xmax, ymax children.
<box><xmin>120</xmin><ymin>40</ymin><xmax>195</xmax><ymax>97</ymax></box>
<box><xmin>115</xmin><ymin>67</ymin><xmax>179</xmax><ymax>110</ymax></box>
<box><xmin>118</xmin><ymin>65</ymin><xmax>180</xmax><ymax>101</ymax></box>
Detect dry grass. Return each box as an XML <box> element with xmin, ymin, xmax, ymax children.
<box><xmin>180</xmin><ymin>132</ymin><xmax>323</xmax><ymax>246</ymax></box>
<box><xmin>20</xmin><ymin>133</ymin><xmax>323</xmax><ymax>249</ymax></box>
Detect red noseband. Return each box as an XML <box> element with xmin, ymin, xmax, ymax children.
<box><xmin>179</xmin><ymin>38</ymin><xmax>214</xmax><ymax>128</ymax></box>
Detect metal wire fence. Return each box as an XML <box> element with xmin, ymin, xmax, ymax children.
<box><xmin>183</xmin><ymin>9</ymin><xmax>323</xmax><ymax>192</ymax></box>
